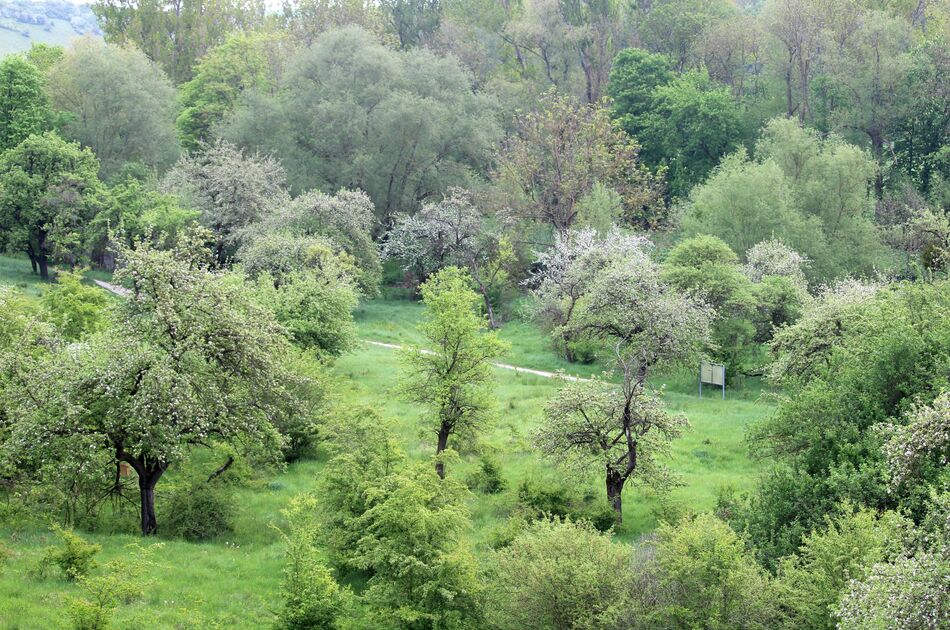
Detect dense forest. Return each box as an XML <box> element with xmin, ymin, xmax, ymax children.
<box><xmin>0</xmin><ymin>0</ymin><xmax>948</xmax><ymax>628</ymax></box>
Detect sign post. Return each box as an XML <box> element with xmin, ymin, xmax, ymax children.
<box><xmin>699</xmin><ymin>362</ymin><xmax>726</xmax><ymax>400</ymax></box>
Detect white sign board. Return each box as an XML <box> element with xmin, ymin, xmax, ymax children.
<box><xmin>699</xmin><ymin>362</ymin><xmax>726</xmax><ymax>399</ymax></box>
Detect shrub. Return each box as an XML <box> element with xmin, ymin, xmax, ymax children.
<box><xmin>516</xmin><ymin>478</ymin><xmax>614</xmax><ymax>532</ymax></box>
<box><xmin>485</xmin><ymin>518</ymin><xmax>633</xmax><ymax>630</ymax></box>
<box><xmin>67</xmin><ymin>542</ymin><xmax>162</xmax><ymax>630</ymax></box>
<box><xmin>465</xmin><ymin>456</ymin><xmax>506</xmax><ymax>494</ymax></box>
<box><xmin>275</xmin><ymin>496</ymin><xmax>348</xmax><ymax>629</ymax></box>
<box><xmin>33</xmin><ymin>526</ymin><xmax>100</xmax><ymax>581</ymax></box>
<box><xmin>163</xmin><ymin>480</ymin><xmax>234</xmax><ymax>541</ymax></box>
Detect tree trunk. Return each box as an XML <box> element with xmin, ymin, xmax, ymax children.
<box><xmin>435</xmin><ymin>424</ymin><xmax>451</xmax><ymax>479</ymax></box>
<box><xmin>135</xmin><ymin>463</ymin><xmax>166</xmax><ymax>535</ymax></box>
<box><xmin>37</xmin><ymin>255</ymin><xmax>49</xmax><ymax>281</ymax></box>
<box><xmin>481</xmin><ymin>289</ymin><xmax>498</xmax><ymax>330</ymax></box>
<box><xmin>606</xmin><ymin>468</ymin><xmax>624</xmax><ymax>524</ymax></box>
<box><xmin>26</xmin><ymin>249</ymin><xmax>37</xmax><ymax>274</ymax></box>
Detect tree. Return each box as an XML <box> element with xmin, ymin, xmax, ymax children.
<box><xmin>661</xmin><ymin>235</ymin><xmax>760</xmax><ymax>376</ymax></box>
<box><xmin>398</xmin><ymin>267</ymin><xmax>508</xmax><ymax>478</ymax></box>
<box><xmin>383</xmin><ymin>187</ymin><xmax>513</xmax><ymax>328</ymax></box>
<box><xmin>881</xmin><ymin>391</ymin><xmax>950</xmax><ymax>491</ymax></box>
<box><xmin>637</xmin><ymin>0</ymin><xmax>735</xmax><ymax>72</ymax></box>
<box><xmin>734</xmin><ymin>280</ymin><xmax>950</xmax><ymax>566</ymax></box>
<box><xmin>0</xmin><ymin>55</ymin><xmax>51</xmax><ymax>152</ymax></box>
<box><xmin>248</xmin><ymin>188</ymin><xmax>381</xmax><ymax>296</ymax></box>
<box><xmin>607</xmin><ymin>47</ymin><xmax>674</xmax><ymax>139</ymax></box>
<box><xmin>280</xmin><ymin>0</ymin><xmax>389</xmax><ymax>46</ymax></box>
<box><xmin>223</xmin><ymin>26</ymin><xmax>499</xmax><ymax>224</ymax></box>
<box><xmin>537</xmin><ymin>253</ymin><xmax>712</xmax><ymax>522</ymax></box>
<box><xmin>0</xmin><ymin>132</ymin><xmax>104</xmax><ymax>279</ymax></box>
<box><xmin>354</xmin><ymin>459</ymin><xmax>482</xmax><ymax>628</ymax></box>
<box><xmin>253</xmin><ymin>265</ymin><xmax>359</xmax><ymax>359</ymax></box>
<box><xmin>162</xmin><ymin>141</ymin><xmax>290</xmax><ymax>265</ymax></box>
<box><xmin>638</xmin><ymin>69</ymin><xmax>744</xmax><ymax>196</ymax></box>
<box><xmin>494</xmin><ymin>90</ymin><xmax>665</xmax><ymax>234</ymax></box>
<box><xmin>836</xmin><ymin>552</ymin><xmax>950</xmax><ymax>630</ymax></box>
<box><xmin>40</xmin><ymin>270</ymin><xmax>110</xmax><ymax>341</ymax></box>
<box><xmin>773</xmin><ymin>508</ymin><xmax>912</xmax><ymax>630</ymax></box>
<box><xmin>176</xmin><ymin>31</ymin><xmax>291</xmax><ymax>152</ymax></box>
<box><xmin>381</xmin><ymin>0</ymin><xmax>442</xmax><ymax>48</ymax></box>
<box><xmin>92</xmin><ymin>0</ymin><xmax>267</xmax><ymax>83</ymax></box>
<box><xmin>763</xmin><ymin>0</ymin><xmax>825</xmax><ymax>123</ymax></box>
<box><xmin>484</xmin><ymin>518</ymin><xmax>634</xmax><ymax>630</ymax></box>
<box><xmin>2</xmin><ymin>236</ymin><xmax>295</xmax><ymax>535</ymax></box>
<box><xmin>526</xmin><ymin>227</ymin><xmax>651</xmax><ymax>362</ymax></box>
<box><xmin>46</xmin><ymin>39</ymin><xmax>180</xmax><ymax>180</ymax></box>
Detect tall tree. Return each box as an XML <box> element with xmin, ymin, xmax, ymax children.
<box><xmin>380</xmin><ymin>0</ymin><xmax>442</xmax><ymax>48</ymax></box>
<box><xmin>494</xmin><ymin>90</ymin><xmax>665</xmax><ymax>234</ymax></box>
<box><xmin>398</xmin><ymin>267</ymin><xmax>508</xmax><ymax>478</ymax></box>
<box><xmin>176</xmin><ymin>31</ymin><xmax>291</xmax><ymax>152</ymax></box>
<box><xmin>0</xmin><ymin>132</ymin><xmax>103</xmax><ymax>279</ymax></box>
<box><xmin>47</xmin><ymin>39</ymin><xmax>180</xmax><ymax>180</ymax></box>
<box><xmin>537</xmin><ymin>251</ymin><xmax>712</xmax><ymax>522</ymax></box>
<box><xmin>223</xmin><ymin>26</ymin><xmax>498</xmax><ymax>224</ymax></box>
<box><xmin>162</xmin><ymin>141</ymin><xmax>290</xmax><ymax>265</ymax></box>
<box><xmin>92</xmin><ymin>0</ymin><xmax>267</xmax><ymax>83</ymax></box>
<box><xmin>0</xmin><ymin>55</ymin><xmax>51</xmax><ymax>153</ymax></box>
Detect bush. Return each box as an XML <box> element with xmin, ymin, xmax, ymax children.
<box><xmin>33</xmin><ymin>526</ymin><xmax>100</xmax><ymax>581</ymax></box>
<box><xmin>67</xmin><ymin>542</ymin><xmax>162</xmax><ymax>630</ymax></box>
<box><xmin>485</xmin><ymin>518</ymin><xmax>633</xmax><ymax>630</ymax></box>
<box><xmin>275</xmin><ymin>496</ymin><xmax>348</xmax><ymax>629</ymax></box>
<box><xmin>516</xmin><ymin>478</ymin><xmax>615</xmax><ymax>532</ymax></box>
<box><xmin>465</xmin><ymin>456</ymin><xmax>506</xmax><ymax>494</ymax></box>
<box><xmin>163</xmin><ymin>480</ymin><xmax>234</xmax><ymax>541</ymax></box>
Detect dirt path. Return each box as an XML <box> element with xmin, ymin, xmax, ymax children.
<box><xmin>93</xmin><ymin>280</ymin><xmax>584</xmax><ymax>382</ymax></box>
<box><xmin>363</xmin><ymin>340</ymin><xmax>589</xmax><ymax>382</ymax></box>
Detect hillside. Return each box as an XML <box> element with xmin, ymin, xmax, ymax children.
<box><xmin>0</xmin><ymin>0</ymin><xmax>99</xmax><ymax>56</ymax></box>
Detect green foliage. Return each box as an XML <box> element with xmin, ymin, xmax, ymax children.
<box><xmin>484</xmin><ymin>518</ymin><xmax>632</xmax><ymax>630</ymax></box>
<box><xmin>773</xmin><ymin>507</ymin><xmax>912</xmax><ymax>630</ymax></box>
<box><xmin>92</xmin><ymin>0</ymin><xmax>267</xmax><ymax>83</ymax></box>
<box><xmin>0</xmin><ymin>55</ymin><xmax>51</xmax><ymax>152</ymax></box>
<box><xmin>66</xmin><ymin>542</ymin><xmax>162</xmax><ymax>630</ymax></box>
<box><xmin>46</xmin><ymin>39</ymin><xmax>179</xmax><ymax>180</ymax></box>
<box><xmin>177</xmin><ymin>31</ymin><xmax>290</xmax><ymax>152</ymax></box>
<box><xmin>0</xmin><ymin>131</ymin><xmax>103</xmax><ymax>278</ymax></box>
<box><xmin>684</xmin><ymin>118</ymin><xmax>891</xmax><ymax>282</ymax></box>
<box><xmin>631</xmin><ymin>513</ymin><xmax>774</xmax><ymax>630</ymax></box>
<box><xmin>736</xmin><ymin>280</ymin><xmax>950</xmax><ymax>566</ymax></box>
<box><xmin>40</xmin><ymin>270</ymin><xmax>109</xmax><ymax>340</ymax></box>
<box><xmin>465</xmin><ymin>455</ymin><xmax>506</xmax><ymax>495</ymax></box>
<box><xmin>275</xmin><ymin>496</ymin><xmax>349</xmax><ymax>630</ymax></box>
<box><xmin>608</xmin><ymin>47</ymin><xmax>673</xmax><ymax>137</ymax></box>
<box><xmin>254</xmin><ymin>266</ymin><xmax>359</xmax><ymax>359</ymax></box>
<box><xmin>89</xmin><ymin>178</ymin><xmax>199</xmax><ymax>256</ymax></box>
<box><xmin>398</xmin><ymin>267</ymin><xmax>508</xmax><ymax>476</ymax></box>
<box><xmin>163</xmin><ymin>479</ymin><xmax>235</xmax><ymax>541</ymax></box>
<box><xmin>353</xmin><ymin>459</ymin><xmax>482</xmax><ymax>629</ymax></box>
<box><xmin>223</xmin><ymin>26</ymin><xmax>498</xmax><ymax>222</ymax></box>
<box><xmin>34</xmin><ymin>526</ymin><xmax>101</xmax><ymax>582</ymax></box>
<box><xmin>639</xmin><ymin>69</ymin><xmax>743</xmax><ymax>196</ymax></box>
<box><xmin>244</xmin><ymin>188</ymin><xmax>381</xmax><ymax>296</ymax></box>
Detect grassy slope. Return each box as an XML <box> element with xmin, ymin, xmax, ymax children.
<box><xmin>0</xmin><ymin>261</ymin><xmax>771</xmax><ymax>628</ymax></box>
<box><xmin>0</xmin><ymin>21</ymin><xmax>90</xmax><ymax>57</ymax></box>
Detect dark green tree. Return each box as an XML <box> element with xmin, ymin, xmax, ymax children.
<box><xmin>0</xmin><ymin>56</ymin><xmax>51</xmax><ymax>152</ymax></box>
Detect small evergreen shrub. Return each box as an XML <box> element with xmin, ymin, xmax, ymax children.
<box><xmin>32</xmin><ymin>526</ymin><xmax>100</xmax><ymax>581</ymax></box>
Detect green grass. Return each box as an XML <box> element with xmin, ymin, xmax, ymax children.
<box><xmin>0</xmin><ymin>288</ymin><xmax>771</xmax><ymax>627</ymax></box>
<box><xmin>0</xmin><ymin>254</ymin><xmax>114</xmax><ymax>298</ymax></box>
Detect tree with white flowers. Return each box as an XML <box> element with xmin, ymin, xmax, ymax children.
<box><xmin>537</xmin><ymin>252</ymin><xmax>713</xmax><ymax>523</ymax></box>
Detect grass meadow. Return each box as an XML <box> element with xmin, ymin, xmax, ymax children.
<box><xmin>0</xmin><ymin>255</ymin><xmax>772</xmax><ymax>627</ymax></box>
